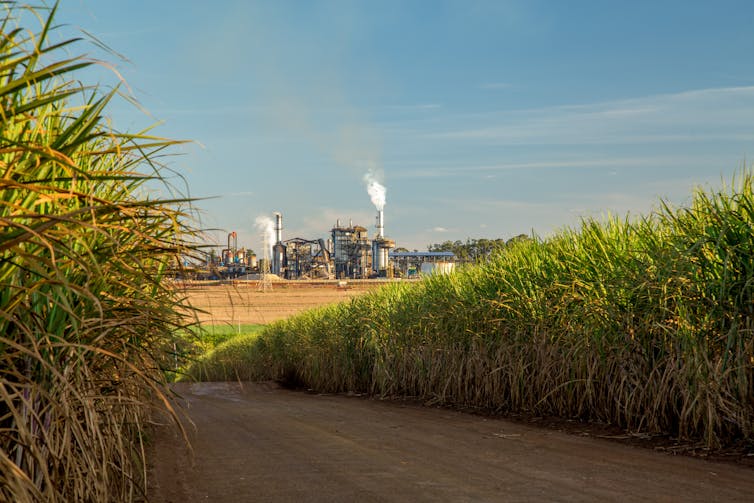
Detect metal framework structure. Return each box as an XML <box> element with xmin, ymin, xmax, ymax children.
<box><xmin>331</xmin><ymin>224</ymin><xmax>371</xmax><ymax>279</ymax></box>
<box><xmin>284</xmin><ymin>237</ymin><xmax>332</xmax><ymax>279</ymax></box>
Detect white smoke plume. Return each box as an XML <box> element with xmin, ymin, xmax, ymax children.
<box><xmin>254</xmin><ymin>215</ymin><xmax>275</xmax><ymax>259</ymax></box>
<box><xmin>363</xmin><ymin>166</ymin><xmax>386</xmax><ymax>211</ymax></box>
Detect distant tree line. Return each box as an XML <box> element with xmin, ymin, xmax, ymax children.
<box><xmin>426</xmin><ymin>235</ymin><xmax>530</xmax><ymax>263</ymax></box>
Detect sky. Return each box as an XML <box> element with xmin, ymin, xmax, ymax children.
<box><xmin>51</xmin><ymin>0</ymin><xmax>754</xmax><ymax>253</ymax></box>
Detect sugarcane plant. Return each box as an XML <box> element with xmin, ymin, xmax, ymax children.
<box><xmin>0</xmin><ymin>3</ymin><xmax>198</xmax><ymax>501</ymax></box>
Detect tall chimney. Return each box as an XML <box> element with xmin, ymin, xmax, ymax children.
<box><xmin>274</xmin><ymin>212</ymin><xmax>283</xmax><ymax>244</ymax></box>
<box><xmin>376</xmin><ymin>209</ymin><xmax>384</xmax><ymax>238</ymax></box>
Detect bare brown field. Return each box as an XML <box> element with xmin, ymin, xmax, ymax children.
<box><xmin>178</xmin><ymin>280</ymin><xmax>389</xmax><ymax>325</ymax></box>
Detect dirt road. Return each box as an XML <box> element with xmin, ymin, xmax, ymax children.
<box><xmin>148</xmin><ymin>382</ymin><xmax>754</xmax><ymax>502</ymax></box>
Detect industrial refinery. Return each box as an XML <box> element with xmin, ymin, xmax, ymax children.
<box><xmin>196</xmin><ymin>207</ymin><xmax>454</xmax><ymax>281</ymax></box>
<box><xmin>188</xmin><ymin>174</ymin><xmax>455</xmax><ymax>281</ymax></box>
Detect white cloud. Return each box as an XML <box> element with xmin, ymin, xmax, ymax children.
<box><xmin>390</xmin><ymin>154</ymin><xmax>726</xmax><ymax>180</ymax></box>
<box><xmin>424</xmin><ymin>85</ymin><xmax>754</xmax><ymax>146</ymax></box>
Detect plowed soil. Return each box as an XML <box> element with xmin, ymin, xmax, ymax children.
<box><xmin>179</xmin><ymin>280</ymin><xmax>382</xmax><ymax>325</ymax></box>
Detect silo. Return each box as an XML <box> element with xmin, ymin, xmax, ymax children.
<box><xmin>435</xmin><ymin>262</ymin><xmax>455</xmax><ymax>274</ymax></box>
<box><xmin>272</xmin><ymin>242</ymin><xmax>286</xmax><ymax>276</ymax></box>
<box><xmin>371</xmin><ymin>239</ymin><xmax>381</xmax><ymax>273</ymax></box>
<box><xmin>372</xmin><ymin>238</ymin><xmax>395</xmax><ymax>276</ymax></box>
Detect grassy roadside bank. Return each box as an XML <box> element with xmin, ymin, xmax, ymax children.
<box><xmin>188</xmin><ymin>172</ymin><xmax>754</xmax><ymax>450</ymax></box>
<box><xmin>171</xmin><ymin>323</ymin><xmax>266</xmax><ymax>381</ymax></box>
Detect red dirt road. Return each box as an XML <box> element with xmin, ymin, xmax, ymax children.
<box><xmin>148</xmin><ymin>382</ymin><xmax>754</xmax><ymax>502</ymax></box>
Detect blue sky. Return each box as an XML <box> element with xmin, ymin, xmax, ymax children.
<box><xmin>56</xmin><ymin>0</ymin><xmax>754</xmax><ymax>252</ymax></box>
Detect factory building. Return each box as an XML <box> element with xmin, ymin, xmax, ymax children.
<box><xmin>331</xmin><ymin>220</ymin><xmax>371</xmax><ymax>279</ymax></box>
<box><xmin>282</xmin><ymin>238</ymin><xmax>331</xmax><ymax>279</ymax></box>
<box><xmin>195</xmin><ymin>207</ymin><xmax>456</xmax><ymax>281</ymax></box>
<box><xmin>262</xmin><ymin>208</ymin><xmax>397</xmax><ymax>280</ymax></box>
<box><xmin>182</xmin><ymin>174</ymin><xmax>461</xmax><ymax>281</ymax></box>
<box><xmin>329</xmin><ymin>209</ymin><xmax>395</xmax><ymax>278</ymax></box>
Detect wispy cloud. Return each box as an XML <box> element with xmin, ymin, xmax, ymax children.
<box><xmin>390</xmin><ymin>154</ymin><xmax>726</xmax><ymax>180</ymax></box>
<box><xmin>425</xmin><ymin>85</ymin><xmax>754</xmax><ymax>146</ymax></box>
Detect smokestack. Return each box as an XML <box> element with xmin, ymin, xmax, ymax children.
<box><xmin>376</xmin><ymin>209</ymin><xmax>384</xmax><ymax>238</ymax></box>
<box><xmin>274</xmin><ymin>212</ymin><xmax>283</xmax><ymax>244</ymax></box>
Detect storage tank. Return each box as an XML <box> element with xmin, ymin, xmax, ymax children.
<box><xmin>372</xmin><ymin>238</ymin><xmax>395</xmax><ymax>276</ymax></box>
<box><xmin>435</xmin><ymin>261</ymin><xmax>455</xmax><ymax>274</ymax></box>
<box><xmin>371</xmin><ymin>239</ymin><xmax>381</xmax><ymax>272</ymax></box>
<box><xmin>272</xmin><ymin>242</ymin><xmax>286</xmax><ymax>276</ymax></box>
<box><xmin>420</xmin><ymin>261</ymin><xmax>455</xmax><ymax>276</ymax></box>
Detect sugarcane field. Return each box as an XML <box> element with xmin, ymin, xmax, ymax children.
<box><xmin>3</xmin><ymin>2</ymin><xmax>754</xmax><ymax>502</ymax></box>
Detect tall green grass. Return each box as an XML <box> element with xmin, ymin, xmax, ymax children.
<box><xmin>194</xmin><ymin>323</ymin><xmax>267</xmax><ymax>349</ymax></box>
<box><xmin>190</xmin><ymin>173</ymin><xmax>754</xmax><ymax>449</ymax></box>
<box><xmin>0</xmin><ymin>4</ymin><xmax>197</xmax><ymax>501</ymax></box>
<box><xmin>170</xmin><ymin>324</ymin><xmax>266</xmax><ymax>381</ymax></box>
